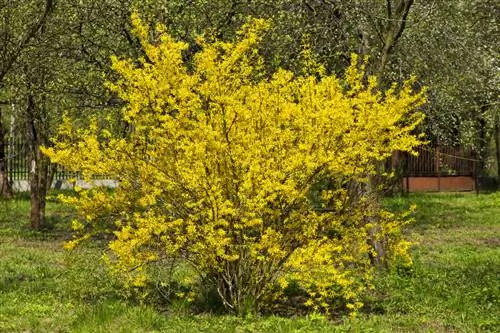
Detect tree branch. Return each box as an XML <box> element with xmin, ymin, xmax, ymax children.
<box><xmin>0</xmin><ymin>0</ymin><xmax>55</xmax><ymax>84</ymax></box>
<box><xmin>377</xmin><ymin>0</ymin><xmax>414</xmax><ymax>83</ymax></box>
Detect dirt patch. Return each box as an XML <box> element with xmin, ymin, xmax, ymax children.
<box><xmin>475</xmin><ymin>237</ymin><xmax>500</xmax><ymax>247</ymax></box>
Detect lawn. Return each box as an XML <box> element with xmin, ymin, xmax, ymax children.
<box><xmin>0</xmin><ymin>192</ymin><xmax>499</xmax><ymax>332</ymax></box>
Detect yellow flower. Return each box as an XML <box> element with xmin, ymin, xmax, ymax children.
<box><xmin>44</xmin><ymin>14</ymin><xmax>424</xmax><ymax>314</ymax></box>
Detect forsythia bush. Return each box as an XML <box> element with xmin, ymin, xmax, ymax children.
<box><xmin>43</xmin><ymin>13</ymin><xmax>425</xmax><ymax>314</ymax></box>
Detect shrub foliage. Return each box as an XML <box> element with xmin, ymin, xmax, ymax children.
<box><xmin>44</xmin><ymin>13</ymin><xmax>425</xmax><ymax>314</ymax></box>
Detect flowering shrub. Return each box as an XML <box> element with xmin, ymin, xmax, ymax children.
<box><xmin>43</xmin><ymin>13</ymin><xmax>425</xmax><ymax>314</ymax></box>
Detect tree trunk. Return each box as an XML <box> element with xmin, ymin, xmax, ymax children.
<box><xmin>477</xmin><ymin>109</ymin><xmax>488</xmax><ymax>175</ymax></box>
<box><xmin>495</xmin><ymin>111</ymin><xmax>500</xmax><ymax>188</ymax></box>
<box><xmin>376</xmin><ymin>0</ymin><xmax>414</xmax><ymax>83</ymax></box>
<box><xmin>29</xmin><ymin>147</ymin><xmax>49</xmax><ymax>229</ymax></box>
<box><xmin>0</xmin><ymin>108</ymin><xmax>13</xmax><ymax>198</ymax></box>
<box><xmin>26</xmin><ymin>94</ymin><xmax>50</xmax><ymax>229</ymax></box>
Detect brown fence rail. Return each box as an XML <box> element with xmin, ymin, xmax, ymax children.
<box><xmin>401</xmin><ymin>146</ymin><xmax>478</xmax><ymax>193</ymax></box>
<box><xmin>404</xmin><ymin>146</ymin><xmax>477</xmax><ymax>177</ymax></box>
<box><xmin>2</xmin><ymin>139</ymin><xmax>477</xmax><ymax>190</ymax></box>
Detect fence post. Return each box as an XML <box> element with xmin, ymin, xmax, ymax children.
<box><xmin>405</xmin><ymin>152</ymin><xmax>410</xmax><ymax>195</ymax></box>
<box><xmin>436</xmin><ymin>145</ymin><xmax>441</xmax><ymax>191</ymax></box>
<box><xmin>473</xmin><ymin>159</ymin><xmax>479</xmax><ymax>195</ymax></box>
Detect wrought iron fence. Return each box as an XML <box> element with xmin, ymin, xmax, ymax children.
<box><xmin>2</xmin><ymin>138</ymin><xmax>478</xmax><ymax>187</ymax></box>
<box><xmin>403</xmin><ymin>146</ymin><xmax>477</xmax><ymax>177</ymax></box>
<box><xmin>6</xmin><ymin>137</ymin><xmax>28</xmax><ymax>181</ymax></box>
<box><xmin>3</xmin><ymin>138</ymin><xmax>109</xmax><ymax>182</ymax></box>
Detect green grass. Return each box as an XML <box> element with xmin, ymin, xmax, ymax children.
<box><xmin>0</xmin><ymin>192</ymin><xmax>499</xmax><ymax>332</ymax></box>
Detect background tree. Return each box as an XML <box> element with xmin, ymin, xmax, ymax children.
<box><xmin>0</xmin><ymin>0</ymin><xmax>54</xmax><ymax>198</ymax></box>
<box><xmin>392</xmin><ymin>0</ymin><xmax>499</xmax><ymax>179</ymax></box>
<box><xmin>1</xmin><ymin>0</ymin><xmax>149</xmax><ymax>227</ymax></box>
<box><xmin>2</xmin><ymin>0</ymin><xmax>498</xmax><ymax>220</ymax></box>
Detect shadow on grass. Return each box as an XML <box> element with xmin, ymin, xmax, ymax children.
<box><xmin>0</xmin><ymin>190</ymin><xmax>76</xmax><ymax>241</ymax></box>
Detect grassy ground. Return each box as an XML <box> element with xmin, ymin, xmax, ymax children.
<box><xmin>0</xmin><ymin>192</ymin><xmax>499</xmax><ymax>332</ymax></box>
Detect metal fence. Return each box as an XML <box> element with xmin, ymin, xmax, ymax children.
<box><xmin>3</xmin><ymin>138</ymin><xmax>478</xmax><ymax>186</ymax></box>
<box><xmin>4</xmin><ymin>138</ymin><xmax>107</xmax><ymax>182</ymax></box>
<box><xmin>6</xmin><ymin>137</ymin><xmax>28</xmax><ymax>181</ymax></box>
<box><xmin>399</xmin><ymin>145</ymin><xmax>479</xmax><ymax>193</ymax></box>
<box><xmin>403</xmin><ymin>146</ymin><xmax>477</xmax><ymax>177</ymax></box>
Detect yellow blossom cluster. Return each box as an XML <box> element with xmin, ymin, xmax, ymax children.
<box><xmin>43</xmin><ymin>13</ymin><xmax>425</xmax><ymax>314</ymax></box>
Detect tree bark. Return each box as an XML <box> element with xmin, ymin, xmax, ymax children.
<box><xmin>477</xmin><ymin>107</ymin><xmax>489</xmax><ymax>175</ymax></box>
<box><xmin>0</xmin><ymin>0</ymin><xmax>54</xmax><ymax>201</ymax></box>
<box><xmin>0</xmin><ymin>107</ymin><xmax>13</xmax><ymax>198</ymax></box>
<box><xmin>377</xmin><ymin>0</ymin><xmax>414</xmax><ymax>83</ymax></box>
<box><xmin>361</xmin><ymin>1</ymin><xmax>414</xmax><ymax>267</ymax></box>
<box><xmin>26</xmin><ymin>94</ymin><xmax>50</xmax><ymax>229</ymax></box>
<box><xmin>495</xmin><ymin>111</ymin><xmax>500</xmax><ymax>188</ymax></box>
<box><xmin>29</xmin><ymin>149</ymin><xmax>50</xmax><ymax>230</ymax></box>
